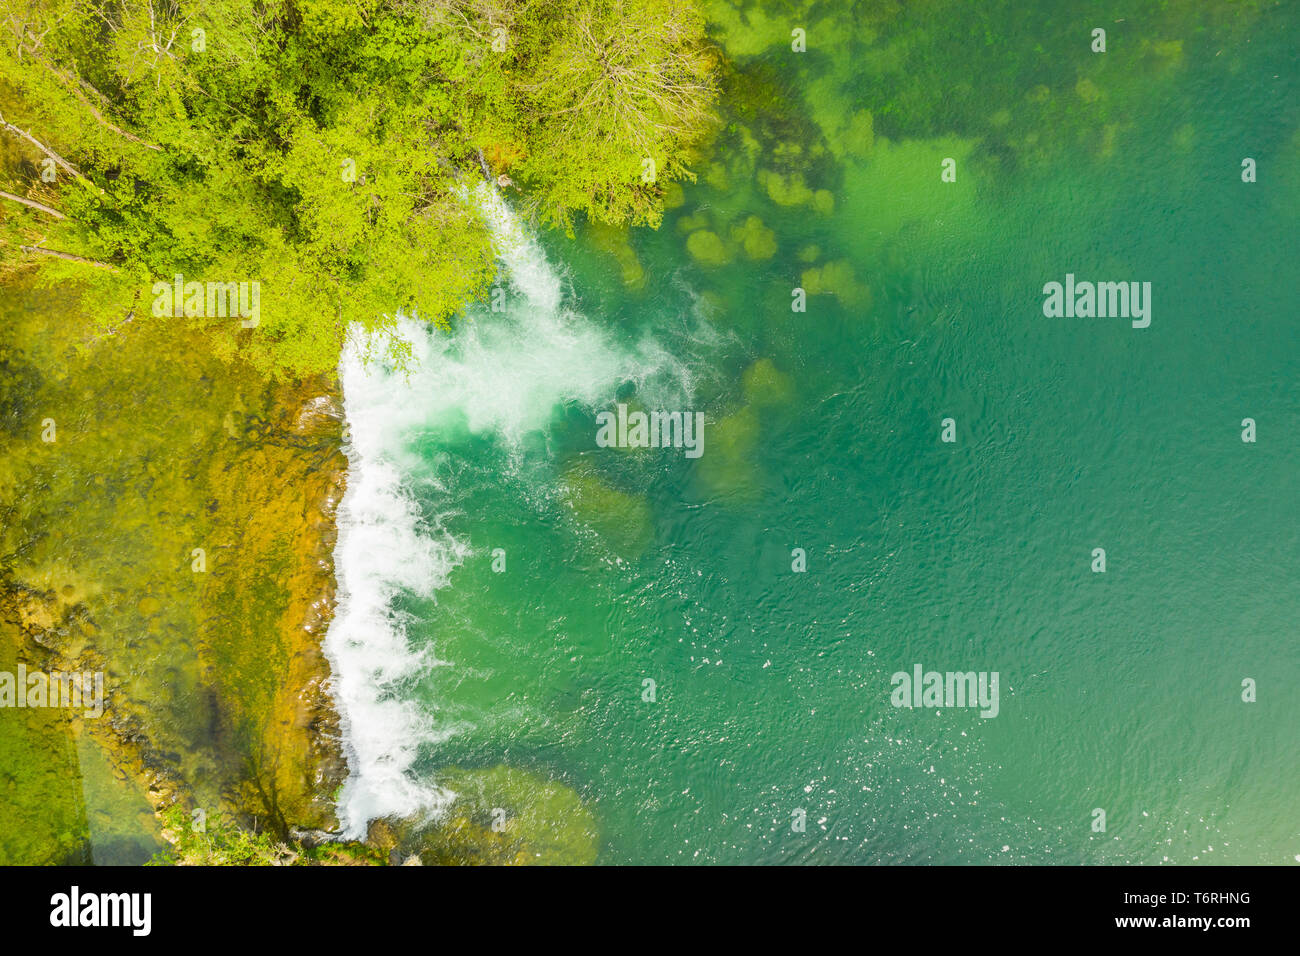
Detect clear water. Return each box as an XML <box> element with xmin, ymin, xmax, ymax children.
<box><xmin>327</xmin><ymin>0</ymin><xmax>1300</xmax><ymax>864</ymax></box>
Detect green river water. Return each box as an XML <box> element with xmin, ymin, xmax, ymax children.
<box><xmin>1</xmin><ymin>0</ymin><xmax>1296</xmax><ymax>866</ymax></box>
<box><xmin>326</xmin><ymin>0</ymin><xmax>1299</xmax><ymax>864</ymax></box>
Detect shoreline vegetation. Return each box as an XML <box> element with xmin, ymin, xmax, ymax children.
<box><xmin>4</xmin><ymin>0</ymin><xmax>1282</xmax><ymax>866</ymax></box>
<box><xmin>0</xmin><ymin>0</ymin><xmax>716</xmax><ymax>864</ymax></box>
<box><xmin>0</xmin><ymin>0</ymin><xmax>718</xmax><ymax>377</ymax></box>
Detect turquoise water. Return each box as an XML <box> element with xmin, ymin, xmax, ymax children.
<box><xmin>329</xmin><ymin>0</ymin><xmax>1299</xmax><ymax>863</ymax></box>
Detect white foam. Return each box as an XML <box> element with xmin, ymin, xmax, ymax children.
<box><xmin>324</xmin><ymin>184</ymin><xmax>692</xmax><ymax>836</ymax></box>
<box><xmin>325</xmin><ymin>438</ymin><xmax>464</xmax><ymax>833</ymax></box>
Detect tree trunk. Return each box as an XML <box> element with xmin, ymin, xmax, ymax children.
<box><xmin>19</xmin><ymin>245</ymin><xmax>115</xmax><ymax>270</ymax></box>
<box><xmin>0</xmin><ymin>189</ymin><xmax>66</xmax><ymax>219</ymax></box>
<box><xmin>26</xmin><ymin>51</ymin><xmax>162</xmax><ymax>151</ymax></box>
<box><xmin>0</xmin><ymin>110</ymin><xmax>86</xmax><ymax>180</ymax></box>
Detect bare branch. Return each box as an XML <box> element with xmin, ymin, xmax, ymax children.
<box><xmin>0</xmin><ymin>109</ymin><xmax>85</xmax><ymax>179</ymax></box>
<box><xmin>19</xmin><ymin>244</ymin><xmax>116</xmax><ymax>269</ymax></box>
<box><xmin>0</xmin><ymin>189</ymin><xmax>66</xmax><ymax>218</ymax></box>
<box><xmin>24</xmin><ymin>50</ymin><xmax>163</xmax><ymax>150</ymax></box>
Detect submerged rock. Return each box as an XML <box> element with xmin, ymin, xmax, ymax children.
<box><xmin>686</xmin><ymin>229</ymin><xmax>733</xmax><ymax>267</ymax></box>
<box><xmin>409</xmin><ymin>765</ymin><xmax>599</xmax><ymax>866</ymax></box>
<box><xmin>1075</xmin><ymin>77</ymin><xmax>1102</xmax><ymax>104</ymax></box>
<box><xmin>561</xmin><ymin>461</ymin><xmax>654</xmax><ymax>557</ymax></box>
<box><xmin>758</xmin><ymin>168</ymin><xmax>815</xmax><ymax>207</ymax></box>
<box><xmin>742</xmin><ymin>358</ymin><xmax>794</xmax><ymax>408</ymax></box>
<box><xmin>801</xmin><ymin>260</ymin><xmax>871</xmax><ymax>309</ymax></box>
<box><xmin>731</xmin><ymin>215</ymin><xmax>777</xmax><ymax>260</ymax></box>
<box><xmin>695</xmin><ymin>405</ymin><xmax>763</xmax><ymax>501</ymax></box>
<box><xmin>840</xmin><ymin>109</ymin><xmax>875</xmax><ymax>158</ymax></box>
<box><xmin>588</xmin><ymin>223</ymin><xmax>647</xmax><ymax>290</ymax></box>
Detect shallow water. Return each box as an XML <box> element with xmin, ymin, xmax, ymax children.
<box><xmin>0</xmin><ymin>279</ymin><xmax>343</xmax><ymax>863</ymax></box>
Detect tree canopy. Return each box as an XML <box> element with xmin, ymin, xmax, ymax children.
<box><xmin>0</xmin><ymin>0</ymin><xmax>716</xmax><ymax>376</ymax></box>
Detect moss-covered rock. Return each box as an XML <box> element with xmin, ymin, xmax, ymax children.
<box><xmin>838</xmin><ymin>135</ymin><xmax>978</xmax><ymax>256</ymax></box>
<box><xmin>1075</xmin><ymin>77</ymin><xmax>1102</xmax><ymax>104</ymax></box>
<box><xmin>561</xmin><ymin>461</ymin><xmax>654</xmax><ymax>557</ymax></box>
<box><xmin>758</xmin><ymin>168</ymin><xmax>815</xmax><ymax>207</ymax></box>
<box><xmin>801</xmin><ymin>260</ymin><xmax>871</xmax><ymax>309</ymax></box>
<box><xmin>413</xmin><ymin>765</ymin><xmax>599</xmax><ymax>866</ymax></box>
<box><xmin>686</xmin><ymin>229</ymin><xmax>733</xmax><ymax>267</ymax></box>
<box><xmin>742</xmin><ymin>358</ymin><xmax>794</xmax><ymax>408</ymax></box>
<box><xmin>675</xmin><ymin>211</ymin><xmax>711</xmax><ymax>234</ymax></box>
<box><xmin>842</xmin><ymin>109</ymin><xmax>875</xmax><ymax>157</ymax></box>
<box><xmin>730</xmin><ymin>215</ymin><xmax>777</xmax><ymax>260</ymax></box>
<box><xmin>695</xmin><ymin>405</ymin><xmax>762</xmax><ymax>500</ymax></box>
<box><xmin>588</xmin><ymin>223</ymin><xmax>646</xmax><ymax>290</ymax></box>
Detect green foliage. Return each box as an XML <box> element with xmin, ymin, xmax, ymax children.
<box><xmin>151</xmin><ymin>804</ymin><xmax>295</xmax><ymax>866</ymax></box>
<box><xmin>505</xmin><ymin>0</ymin><xmax>717</xmax><ymax>230</ymax></box>
<box><xmin>150</xmin><ymin>804</ymin><xmax>385</xmax><ymax>865</ymax></box>
<box><xmin>0</xmin><ymin>0</ymin><xmax>716</xmax><ymax>377</ymax></box>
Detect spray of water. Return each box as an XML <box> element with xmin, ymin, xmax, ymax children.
<box><xmin>324</xmin><ymin>184</ymin><xmax>691</xmax><ymax>835</ymax></box>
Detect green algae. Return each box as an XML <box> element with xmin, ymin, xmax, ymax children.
<box><xmin>416</xmin><ymin>766</ymin><xmax>599</xmax><ymax>866</ymax></box>
<box><xmin>730</xmin><ymin>215</ymin><xmax>778</xmax><ymax>260</ymax></box>
<box><xmin>561</xmin><ymin>461</ymin><xmax>654</xmax><ymax>557</ymax></box>
<box><xmin>686</xmin><ymin>228</ymin><xmax>734</xmax><ymax>266</ymax></box>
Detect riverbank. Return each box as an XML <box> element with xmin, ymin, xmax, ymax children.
<box><xmin>0</xmin><ymin>265</ymin><xmax>601</xmax><ymax>866</ymax></box>
<box><xmin>0</xmin><ymin>119</ymin><xmax>605</xmax><ymax>871</ymax></box>
<box><xmin>0</xmin><ymin>273</ymin><xmax>350</xmax><ymax>862</ymax></box>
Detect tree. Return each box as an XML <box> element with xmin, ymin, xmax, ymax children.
<box><xmin>0</xmin><ymin>0</ymin><xmax>716</xmax><ymax>377</ymax></box>
<box><xmin>506</xmin><ymin>0</ymin><xmax>716</xmax><ymax>230</ymax></box>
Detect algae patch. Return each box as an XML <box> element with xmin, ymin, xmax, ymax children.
<box><xmin>392</xmin><ymin>766</ymin><xmax>599</xmax><ymax>866</ymax></box>
<box><xmin>0</xmin><ymin>277</ymin><xmax>347</xmax><ymax>860</ymax></box>
<box><xmin>561</xmin><ymin>461</ymin><xmax>654</xmax><ymax>558</ymax></box>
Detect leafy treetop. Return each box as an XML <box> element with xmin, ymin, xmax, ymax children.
<box><xmin>0</xmin><ymin>0</ymin><xmax>716</xmax><ymax>377</ymax></box>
